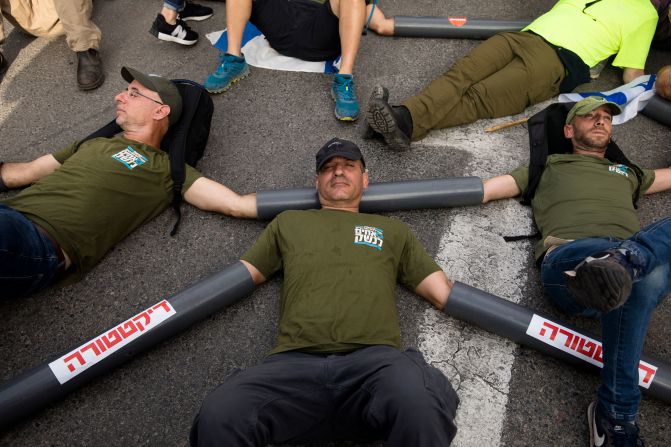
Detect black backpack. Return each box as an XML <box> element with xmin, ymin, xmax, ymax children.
<box><xmin>83</xmin><ymin>79</ymin><xmax>214</xmax><ymax>235</ymax></box>
<box><xmin>521</xmin><ymin>102</ymin><xmax>644</xmax><ymax>208</ymax></box>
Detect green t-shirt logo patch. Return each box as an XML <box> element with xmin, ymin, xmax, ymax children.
<box><xmin>112</xmin><ymin>146</ymin><xmax>148</xmax><ymax>170</ymax></box>
<box><xmin>354</xmin><ymin>225</ymin><xmax>384</xmax><ymax>251</ymax></box>
<box><xmin>609</xmin><ymin>164</ymin><xmax>630</xmax><ymax>178</ymax></box>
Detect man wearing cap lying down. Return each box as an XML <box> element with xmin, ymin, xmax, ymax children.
<box><xmin>190</xmin><ymin>138</ymin><xmax>460</xmax><ymax>446</ymax></box>
<box><xmin>0</xmin><ymin>67</ymin><xmax>257</xmax><ymax>299</ymax></box>
<box><xmin>481</xmin><ymin>96</ymin><xmax>671</xmax><ymax>446</ymax></box>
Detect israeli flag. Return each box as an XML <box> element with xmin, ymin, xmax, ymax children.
<box><xmin>558</xmin><ymin>75</ymin><xmax>657</xmax><ymax>125</ymax></box>
<box><xmin>206</xmin><ymin>23</ymin><xmax>341</xmax><ymax>74</ymax></box>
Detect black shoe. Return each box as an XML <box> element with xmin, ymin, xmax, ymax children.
<box><xmin>362</xmin><ymin>85</ymin><xmax>389</xmax><ymax>139</ymax></box>
<box><xmin>150</xmin><ymin>14</ymin><xmax>199</xmax><ymax>45</ymax></box>
<box><xmin>366</xmin><ymin>85</ymin><xmax>412</xmax><ymax>150</ymax></box>
<box><xmin>564</xmin><ymin>248</ymin><xmax>638</xmax><ymax>312</ymax></box>
<box><xmin>180</xmin><ymin>1</ymin><xmax>213</xmax><ymax>21</ymax></box>
<box><xmin>76</xmin><ymin>49</ymin><xmax>104</xmax><ymax>91</ymax></box>
<box><xmin>588</xmin><ymin>401</ymin><xmax>644</xmax><ymax>447</ymax></box>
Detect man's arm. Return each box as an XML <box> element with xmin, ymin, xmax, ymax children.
<box><xmin>482</xmin><ymin>175</ymin><xmax>522</xmax><ymax>203</ymax></box>
<box><xmin>645</xmin><ymin>167</ymin><xmax>671</xmax><ymax>195</ymax></box>
<box><xmin>183</xmin><ymin>177</ymin><xmax>257</xmax><ymax>218</ymax></box>
<box><xmin>240</xmin><ymin>260</ymin><xmax>266</xmax><ymax>285</ymax></box>
<box><xmin>414</xmin><ymin>271</ymin><xmax>453</xmax><ymax>310</ymax></box>
<box><xmin>0</xmin><ymin>155</ymin><xmax>61</xmax><ymax>189</ymax></box>
<box><xmin>622</xmin><ymin>68</ymin><xmax>645</xmax><ymax>84</ymax></box>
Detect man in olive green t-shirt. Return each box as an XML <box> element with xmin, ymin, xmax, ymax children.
<box><xmin>190</xmin><ymin>138</ymin><xmax>459</xmax><ymax>446</ymax></box>
<box><xmin>0</xmin><ymin>67</ymin><xmax>256</xmax><ymax>299</ymax></box>
<box><xmin>481</xmin><ymin>97</ymin><xmax>671</xmax><ymax>446</ymax></box>
<box><xmin>366</xmin><ymin>0</ymin><xmax>659</xmax><ymax>150</ymax></box>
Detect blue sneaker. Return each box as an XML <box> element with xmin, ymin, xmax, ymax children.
<box><xmin>204</xmin><ymin>53</ymin><xmax>250</xmax><ymax>94</ymax></box>
<box><xmin>588</xmin><ymin>401</ymin><xmax>644</xmax><ymax>447</ymax></box>
<box><xmin>331</xmin><ymin>73</ymin><xmax>360</xmax><ymax>121</ymax></box>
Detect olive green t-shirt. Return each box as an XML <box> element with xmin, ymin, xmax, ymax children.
<box><xmin>525</xmin><ymin>0</ymin><xmax>657</xmax><ymax>68</ymax></box>
<box><xmin>2</xmin><ymin>136</ymin><xmax>202</xmax><ymax>282</ymax></box>
<box><xmin>509</xmin><ymin>154</ymin><xmax>655</xmax><ymax>259</ymax></box>
<box><xmin>241</xmin><ymin>208</ymin><xmax>441</xmax><ymax>355</ymax></box>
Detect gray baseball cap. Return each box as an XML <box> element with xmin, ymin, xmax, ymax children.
<box><xmin>121</xmin><ymin>66</ymin><xmax>182</xmax><ymax>126</ymax></box>
<box><xmin>565</xmin><ymin>96</ymin><xmax>621</xmax><ymax>124</ymax></box>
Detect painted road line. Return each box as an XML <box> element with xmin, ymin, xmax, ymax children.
<box><xmin>416</xmin><ymin>118</ymin><xmax>540</xmax><ymax>445</ymax></box>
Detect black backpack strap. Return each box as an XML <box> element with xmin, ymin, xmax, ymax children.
<box><xmin>521</xmin><ymin>102</ymin><xmax>575</xmax><ymax>206</ymax></box>
<box><xmin>162</xmin><ymin>80</ymin><xmax>209</xmax><ymax>236</ymax></box>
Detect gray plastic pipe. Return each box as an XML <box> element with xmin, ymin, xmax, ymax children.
<box><xmin>445</xmin><ymin>282</ymin><xmax>671</xmax><ymax>403</ymax></box>
<box><xmin>394</xmin><ymin>16</ymin><xmax>531</xmax><ymax>39</ymax></box>
<box><xmin>256</xmin><ymin>177</ymin><xmax>484</xmax><ymax>220</ymax></box>
<box><xmin>641</xmin><ymin>94</ymin><xmax>671</xmax><ymax>128</ymax></box>
<box><xmin>0</xmin><ymin>262</ymin><xmax>254</xmax><ymax>430</ymax></box>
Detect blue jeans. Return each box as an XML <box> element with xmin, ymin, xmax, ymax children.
<box><xmin>540</xmin><ymin>217</ymin><xmax>671</xmax><ymax>422</ymax></box>
<box><xmin>0</xmin><ymin>205</ymin><xmax>62</xmax><ymax>299</ymax></box>
<box><xmin>163</xmin><ymin>1</ymin><xmax>185</xmax><ymax>12</ymax></box>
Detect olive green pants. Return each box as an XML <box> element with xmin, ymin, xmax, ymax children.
<box><xmin>0</xmin><ymin>0</ymin><xmax>101</xmax><ymax>51</ymax></box>
<box><xmin>403</xmin><ymin>31</ymin><xmax>564</xmax><ymax>141</ymax></box>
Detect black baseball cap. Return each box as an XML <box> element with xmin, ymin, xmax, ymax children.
<box><xmin>315</xmin><ymin>138</ymin><xmax>366</xmax><ymax>171</ymax></box>
<box><xmin>121</xmin><ymin>66</ymin><xmax>182</xmax><ymax>126</ymax></box>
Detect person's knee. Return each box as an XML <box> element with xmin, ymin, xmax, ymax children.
<box><xmin>656</xmin><ymin>65</ymin><xmax>671</xmax><ymax>100</ymax></box>
<box><xmin>632</xmin><ymin>263</ymin><xmax>670</xmax><ymax>308</ymax></box>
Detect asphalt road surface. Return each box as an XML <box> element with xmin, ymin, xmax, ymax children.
<box><xmin>1</xmin><ymin>0</ymin><xmax>670</xmax><ymax>445</ymax></box>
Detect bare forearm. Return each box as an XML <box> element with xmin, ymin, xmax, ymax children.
<box><xmin>184</xmin><ymin>177</ymin><xmax>258</xmax><ymax>218</ymax></box>
<box><xmin>1</xmin><ymin>155</ymin><xmax>61</xmax><ymax>188</ymax></box>
<box><xmin>622</xmin><ymin>68</ymin><xmax>645</xmax><ymax>84</ymax></box>
<box><xmin>482</xmin><ymin>175</ymin><xmax>521</xmax><ymax>203</ymax></box>
<box><xmin>415</xmin><ymin>271</ymin><xmax>454</xmax><ymax>310</ymax></box>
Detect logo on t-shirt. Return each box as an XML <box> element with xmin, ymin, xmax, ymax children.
<box><xmin>112</xmin><ymin>146</ymin><xmax>148</xmax><ymax>170</ymax></box>
<box><xmin>354</xmin><ymin>225</ymin><xmax>384</xmax><ymax>251</ymax></box>
<box><xmin>608</xmin><ymin>164</ymin><xmax>629</xmax><ymax>178</ymax></box>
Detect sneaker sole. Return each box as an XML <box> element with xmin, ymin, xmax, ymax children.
<box><xmin>331</xmin><ymin>91</ymin><xmax>359</xmax><ymax>121</ymax></box>
<box><xmin>366</xmin><ymin>98</ymin><xmax>410</xmax><ymax>150</ymax></box>
<box><xmin>155</xmin><ymin>31</ymin><xmax>198</xmax><ymax>45</ymax></box>
<box><xmin>180</xmin><ymin>14</ymin><xmax>213</xmax><ymax>22</ymax></box>
<box><xmin>588</xmin><ymin>402</ymin><xmax>597</xmax><ymax>447</ymax></box>
<box><xmin>205</xmin><ymin>71</ymin><xmax>250</xmax><ymax>94</ymax></box>
<box><xmin>565</xmin><ymin>260</ymin><xmax>632</xmax><ymax>312</ymax></box>
<box><xmin>362</xmin><ymin>85</ymin><xmax>389</xmax><ymax>138</ymax></box>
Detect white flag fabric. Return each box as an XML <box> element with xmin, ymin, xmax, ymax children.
<box><xmin>558</xmin><ymin>75</ymin><xmax>658</xmax><ymax>125</ymax></box>
<box><xmin>206</xmin><ymin>23</ymin><xmax>341</xmax><ymax>74</ymax></box>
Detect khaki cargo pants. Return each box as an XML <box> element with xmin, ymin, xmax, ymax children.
<box><xmin>0</xmin><ymin>0</ymin><xmax>101</xmax><ymax>51</ymax></box>
<box><xmin>403</xmin><ymin>31</ymin><xmax>564</xmax><ymax>141</ymax></box>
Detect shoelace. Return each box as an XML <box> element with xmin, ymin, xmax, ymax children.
<box><xmin>335</xmin><ymin>79</ymin><xmax>356</xmax><ymax>101</ymax></box>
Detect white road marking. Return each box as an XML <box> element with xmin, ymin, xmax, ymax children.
<box><xmin>415</xmin><ymin>113</ymin><xmax>548</xmax><ymax>445</ymax></box>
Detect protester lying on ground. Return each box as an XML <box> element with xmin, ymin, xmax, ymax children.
<box><xmin>481</xmin><ymin>96</ymin><xmax>671</xmax><ymax>447</ymax></box>
<box><xmin>150</xmin><ymin>0</ymin><xmax>215</xmax><ymax>46</ymax></box>
<box><xmin>0</xmin><ymin>67</ymin><xmax>256</xmax><ymax>299</ymax></box>
<box><xmin>204</xmin><ymin>0</ymin><xmax>393</xmax><ymax>121</ymax></box>
<box><xmin>0</xmin><ymin>0</ymin><xmax>104</xmax><ymax>90</ymax></box>
<box><xmin>365</xmin><ymin>0</ymin><xmax>659</xmax><ymax>150</ymax></box>
<box><xmin>190</xmin><ymin>138</ymin><xmax>459</xmax><ymax>446</ymax></box>
<box><xmin>656</xmin><ymin>65</ymin><xmax>671</xmax><ymax>100</ymax></box>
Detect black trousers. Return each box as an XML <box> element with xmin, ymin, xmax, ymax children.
<box><xmin>190</xmin><ymin>345</ymin><xmax>459</xmax><ymax>446</ymax></box>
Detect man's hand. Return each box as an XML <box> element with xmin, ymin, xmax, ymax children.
<box><xmin>414</xmin><ymin>271</ymin><xmax>453</xmax><ymax>310</ymax></box>
<box><xmin>482</xmin><ymin>175</ymin><xmax>521</xmax><ymax>203</ymax></box>
<box><xmin>184</xmin><ymin>177</ymin><xmax>257</xmax><ymax>218</ymax></box>
<box><xmin>0</xmin><ymin>155</ymin><xmax>61</xmax><ymax>189</ymax></box>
